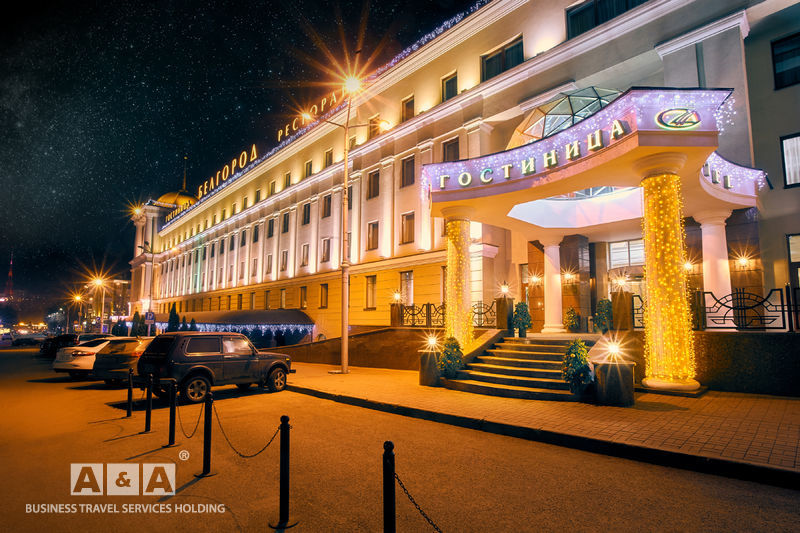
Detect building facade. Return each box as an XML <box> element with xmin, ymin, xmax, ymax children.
<box><xmin>129</xmin><ymin>0</ymin><xmax>799</xmax><ymax>348</ymax></box>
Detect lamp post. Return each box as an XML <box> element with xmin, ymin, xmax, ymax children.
<box><xmin>138</xmin><ymin>240</ymin><xmax>156</xmax><ymax>335</ymax></box>
<box><xmin>304</xmin><ymin>75</ymin><xmax>390</xmax><ymax>375</ymax></box>
<box><xmin>93</xmin><ymin>278</ymin><xmax>106</xmax><ymax>333</ymax></box>
<box><xmin>72</xmin><ymin>294</ymin><xmax>83</xmax><ymax>333</ymax></box>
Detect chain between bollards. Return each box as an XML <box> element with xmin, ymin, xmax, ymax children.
<box><xmin>383</xmin><ymin>441</ymin><xmax>396</xmax><ymax>533</ymax></box>
<box><xmin>125</xmin><ymin>368</ymin><xmax>133</xmax><ymax>418</ymax></box>
<box><xmin>195</xmin><ymin>392</ymin><xmax>216</xmax><ymax>478</ymax></box>
<box><xmin>269</xmin><ymin>415</ymin><xmax>297</xmax><ymax>530</ymax></box>
<box><xmin>142</xmin><ymin>374</ymin><xmax>153</xmax><ymax>433</ymax></box>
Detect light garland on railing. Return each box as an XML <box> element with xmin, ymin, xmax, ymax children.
<box><xmin>641</xmin><ymin>173</ymin><xmax>696</xmax><ymax>382</ymax></box>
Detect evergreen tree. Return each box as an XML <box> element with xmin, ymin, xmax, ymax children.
<box><xmin>131</xmin><ymin>311</ymin><xmax>142</xmax><ymax>336</ymax></box>
<box><xmin>189</xmin><ymin>318</ymin><xmax>198</xmax><ymax>331</ymax></box>
<box><xmin>167</xmin><ymin>304</ymin><xmax>180</xmax><ymax>332</ymax></box>
<box><xmin>180</xmin><ymin>316</ymin><xmax>188</xmax><ymax>331</ymax></box>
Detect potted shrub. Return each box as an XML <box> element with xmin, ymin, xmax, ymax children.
<box><xmin>437</xmin><ymin>337</ymin><xmax>464</xmax><ymax>379</ymax></box>
<box><xmin>594</xmin><ymin>299</ymin><xmax>613</xmax><ymax>333</ymax></box>
<box><xmin>512</xmin><ymin>302</ymin><xmax>532</xmax><ymax>338</ymax></box>
<box><xmin>564</xmin><ymin>307</ymin><xmax>581</xmax><ymax>332</ymax></box>
<box><xmin>561</xmin><ymin>339</ymin><xmax>594</xmax><ymax>398</ymax></box>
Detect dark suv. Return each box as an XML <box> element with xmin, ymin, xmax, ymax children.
<box><xmin>137</xmin><ymin>332</ymin><xmax>294</xmax><ymax>403</ymax></box>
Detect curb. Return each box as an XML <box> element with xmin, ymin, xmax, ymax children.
<box><xmin>286</xmin><ymin>384</ymin><xmax>800</xmax><ymax>490</ymax></box>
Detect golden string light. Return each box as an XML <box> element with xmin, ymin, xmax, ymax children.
<box><xmin>445</xmin><ymin>218</ymin><xmax>473</xmax><ymax>350</ymax></box>
<box><xmin>641</xmin><ymin>173</ymin><xmax>696</xmax><ymax>383</ymax></box>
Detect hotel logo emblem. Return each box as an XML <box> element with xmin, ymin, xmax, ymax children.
<box><xmin>656</xmin><ymin>108</ymin><xmax>701</xmax><ymax>130</ymax></box>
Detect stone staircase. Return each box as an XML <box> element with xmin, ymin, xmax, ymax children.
<box><xmin>442</xmin><ymin>336</ymin><xmax>595</xmax><ymax>401</ymax></box>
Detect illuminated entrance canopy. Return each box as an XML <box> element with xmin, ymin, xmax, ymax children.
<box><xmin>423</xmin><ymin>88</ymin><xmax>738</xmax><ymax>202</ymax></box>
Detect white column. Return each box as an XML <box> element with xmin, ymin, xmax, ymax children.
<box><xmin>380</xmin><ymin>157</ymin><xmax>394</xmax><ymax>258</ymax></box>
<box><xmin>331</xmin><ymin>187</ymin><xmax>342</xmax><ymax>269</ymax></box>
<box><xmin>694</xmin><ymin>210</ymin><xmax>732</xmax><ymax>299</ymax></box>
<box><xmin>418</xmin><ymin>140</ymin><xmax>433</xmax><ymax>251</ymax></box>
<box><xmin>541</xmin><ymin>238</ymin><xmax>566</xmax><ymax>333</ymax></box>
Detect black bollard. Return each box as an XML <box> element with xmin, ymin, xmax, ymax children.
<box><xmin>163</xmin><ymin>381</ymin><xmax>177</xmax><ymax>448</ymax></box>
<box><xmin>270</xmin><ymin>415</ymin><xmax>297</xmax><ymax>529</ymax></box>
<box><xmin>383</xmin><ymin>441</ymin><xmax>395</xmax><ymax>533</ymax></box>
<box><xmin>195</xmin><ymin>392</ymin><xmax>215</xmax><ymax>478</ymax></box>
<box><xmin>143</xmin><ymin>374</ymin><xmax>153</xmax><ymax>433</ymax></box>
<box><xmin>126</xmin><ymin>368</ymin><xmax>133</xmax><ymax>418</ymax></box>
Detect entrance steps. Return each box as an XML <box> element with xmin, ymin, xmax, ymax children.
<box><xmin>442</xmin><ymin>336</ymin><xmax>595</xmax><ymax>401</ymax></box>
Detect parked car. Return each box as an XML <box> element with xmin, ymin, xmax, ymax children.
<box><xmin>137</xmin><ymin>332</ymin><xmax>294</xmax><ymax>403</ymax></box>
<box><xmin>93</xmin><ymin>337</ymin><xmax>153</xmax><ymax>385</ymax></box>
<box><xmin>11</xmin><ymin>331</ymin><xmax>48</xmax><ymax>346</ymax></box>
<box><xmin>39</xmin><ymin>334</ymin><xmax>78</xmax><ymax>358</ymax></box>
<box><xmin>52</xmin><ymin>336</ymin><xmax>124</xmax><ymax>379</ymax></box>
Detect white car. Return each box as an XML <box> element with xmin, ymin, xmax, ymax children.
<box><xmin>53</xmin><ymin>337</ymin><xmax>121</xmax><ymax>379</ymax></box>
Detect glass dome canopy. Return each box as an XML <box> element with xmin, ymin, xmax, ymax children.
<box><xmin>507</xmin><ymin>87</ymin><xmax>621</xmax><ymax>150</ymax></box>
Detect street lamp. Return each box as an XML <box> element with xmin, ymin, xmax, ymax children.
<box><xmin>304</xmin><ymin>73</ymin><xmax>389</xmax><ymax>375</ymax></box>
<box><xmin>93</xmin><ymin>278</ymin><xmax>106</xmax><ymax>333</ymax></box>
<box><xmin>71</xmin><ymin>294</ymin><xmax>83</xmax><ymax>334</ymax></box>
<box><xmin>138</xmin><ymin>240</ymin><xmax>156</xmax><ymax>335</ymax></box>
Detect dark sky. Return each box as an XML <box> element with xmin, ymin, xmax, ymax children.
<box><xmin>0</xmin><ymin>0</ymin><xmax>478</xmax><ymax>297</ymax></box>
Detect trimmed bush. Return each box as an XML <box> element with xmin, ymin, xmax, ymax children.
<box><xmin>438</xmin><ymin>337</ymin><xmax>464</xmax><ymax>379</ymax></box>
<box><xmin>562</xmin><ymin>339</ymin><xmax>593</xmax><ymax>394</ymax></box>
<box><xmin>594</xmin><ymin>299</ymin><xmax>613</xmax><ymax>333</ymax></box>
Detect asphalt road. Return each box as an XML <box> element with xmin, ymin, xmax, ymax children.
<box><xmin>0</xmin><ymin>346</ymin><xmax>798</xmax><ymax>532</ymax></box>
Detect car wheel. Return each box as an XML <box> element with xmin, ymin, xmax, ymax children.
<box><xmin>266</xmin><ymin>367</ymin><xmax>287</xmax><ymax>392</ymax></box>
<box><xmin>181</xmin><ymin>375</ymin><xmax>211</xmax><ymax>404</ymax></box>
<box><xmin>236</xmin><ymin>383</ymin><xmax>252</xmax><ymax>391</ymax></box>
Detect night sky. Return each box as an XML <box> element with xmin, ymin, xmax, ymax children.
<box><xmin>0</xmin><ymin>0</ymin><xmax>476</xmax><ymax>300</ymax></box>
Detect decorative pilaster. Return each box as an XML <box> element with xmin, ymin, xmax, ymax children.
<box><xmin>541</xmin><ymin>238</ymin><xmax>566</xmax><ymax>333</ymax></box>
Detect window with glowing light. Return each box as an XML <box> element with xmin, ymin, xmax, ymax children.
<box><xmin>609</xmin><ymin>239</ymin><xmax>645</xmax><ymax>268</ymax></box>
<box><xmin>299</xmin><ymin>286</ymin><xmax>307</xmax><ymax>309</ymax></box>
<box><xmin>324</xmin><ymin>149</ymin><xmax>333</xmax><ymax>168</ymax></box>
<box><xmin>280</xmin><ymin>250</ymin><xmax>288</xmax><ymax>272</ymax></box>
<box><xmin>365</xmin><ymin>275</ymin><xmax>377</xmax><ymax>309</ymax></box>
<box><xmin>264</xmin><ymin>290</ymin><xmax>270</xmax><ymax>310</ymax></box>
<box><xmin>781</xmin><ymin>132</ymin><xmax>800</xmax><ymax>188</ymax></box>
<box><xmin>304</xmin><ymin>160</ymin><xmax>313</xmax><ymax>179</ymax></box>
<box><xmin>301</xmin><ymin>243</ymin><xmax>309</xmax><ymax>267</ymax></box>
<box><xmin>321</xmin><ymin>238</ymin><xmax>331</xmax><ymax>263</ymax></box>
<box><xmin>319</xmin><ymin>283</ymin><xmax>328</xmax><ymax>308</ymax></box>
<box><xmin>280</xmin><ymin>289</ymin><xmax>286</xmax><ymax>309</ymax></box>
<box><xmin>400</xmin><ymin>271</ymin><xmax>414</xmax><ymax>305</ymax></box>
<box><xmin>255</xmin><ymin>189</ymin><xmax>261</xmax><ymax>203</ymax></box>
<box><xmin>367</xmin><ymin>222</ymin><xmax>379</xmax><ymax>250</ymax></box>
<box><xmin>401</xmin><ymin>212</ymin><xmax>415</xmax><ymax>244</ymax></box>
<box><xmin>251</xmin><ymin>258</ymin><xmax>258</xmax><ymax>277</ymax></box>
<box><xmin>269</xmin><ymin>181</ymin><xmax>276</xmax><ymax>196</ymax></box>
<box><xmin>368</xmin><ymin>116</ymin><xmax>382</xmax><ymax>139</ymax></box>
<box><xmin>401</xmin><ymin>96</ymin><xmax>415</xmax><ymax>122</ymax></box>
<box><xmin>265</xmin><ymin>254</ymin><xmax>273</xmax><ymax>274</ymax></box>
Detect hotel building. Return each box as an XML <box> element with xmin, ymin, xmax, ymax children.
<box><xmin>129</xmin><ymin>0</ymin><xmax>799</xmax><ymax>354</ymax></box>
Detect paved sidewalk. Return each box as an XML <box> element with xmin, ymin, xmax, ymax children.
<box><xmin>288</xmin><ymin>362</ymin><xmax>800</xmax><ymax>485</ymax></box>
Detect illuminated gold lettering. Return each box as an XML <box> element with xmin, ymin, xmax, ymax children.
<box><xmin>457</xmin><ymin>172</ymin><xmax>472</xmax><ymax>187</ymax></box>
<box><xmin>250</xmin><ymin>144</ymin><xmax>257</xmax><ymax>161</ymax></box>
<box><xmin>309</xmin><ymin>104</ymin><xmax>318</xmax><ymax>118</ymax></box>
<box><xmin>215</xmin><ymin>171</ymin><xmax>221</xmax><ymax>187</ymax></box>
<box><xmin>284</xmin><ymin>124</ymin><xmax>290</xmax><ymax>138</ymax></box>
<box><xmin>197</xmin><ymin>185</ymin><xmax>203</xmax><ymax>198</ymax></box>
<box><xmin>565</xmin><ymin>140</ymin><xmax>580</xmax><ymax>161</ymax></box>
<box><xmin>291</xmin><ymin>117</ymin><xmax>299</xmax><ymax>131</ymax></box>
<box><xmin>501</xmin><ymin>164</ymin><xmax>513</xmax><ymax>179</ymax></box>
<box><xmin>610</xmin><ymin>119</ymin><xmax>625</xmax><ymax>140</ymax></box>
<box><xmin>543</xmin><ymin>150</ymin><xmax>558</xmax><ymax>169</ymax></box>
<box><xmin>203</xmin><ymin>181</ymin><xmax>208</xmax><ymax>195</ymax></box>
<box><xmin>277</xmin><ymin>129</ymin><xmax>283</xmax><ymax>142</ymax></box>
<box><xmin>222</xmin><ymin>165</ymin><xmax>229</xmax><ymax>181</ymax></box>
<box><xmin>320</xmin><ymin>97</ymin><xmax>327</xmax><ymax>113</ymax></box>
<box><xmin>239</xmin><ymin>151</ymin><xmax>247</xmax><ymax>167</ymax></box>
<box><xmin>438</xmin><ymin>175</ymin><xmax>450</xmax><ymax>189</ymax></box>
<box><xmin>587</xmin><ymin>129</ymin><xmax>603</xmax><ymax>151</ymax></box>
<box><xmin>330</xmin><ymin>90</ymin><xmax>337</xmax><ymax>106</ymax></box>
<box><xmin>479</xmin><ymin>168</ymin><xmax>493</xmax><ymax>183</ymax></box>
<box><xmin>231</xmin><ymin>158</ymin><xmax>238</xmax><ymax>174</ymax></box>
<box><xmin>520</xmin><ymin>157</ymin><xmax>536</xmax><ymax>176</ymax></box>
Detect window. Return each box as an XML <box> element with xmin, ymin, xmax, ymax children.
<box><xmin>280</xmin><ymin>288</ymin><xmax>286</xmax><ymax>308</ymax></box>
<box><xmin>284</xmin><ymin>172</ymin><xmax>291</xmax><ymax>189</ymax></box>
<box><xmin>781</xmin><ymin>133</ymin><xmax>800</xmax><ymax>188</ymax></box>
<box><xmin>324</xmin><ymin>148</ymin><xmax>333</xmax><ymax>167</ymax></box>
<box><xmin>280</xmin><ymin>250</ymin><xmax>288</xmax><ymax>271</ymax></box>
<box><xmin>202</xmin><ymin>246</ymin><xmax>207</xmax><ymax>260</ymax></box>
<box><xmin>400</xmin><ymin>271</ymin><xmax>413</xmax><ymax>305</ymax></box>
<box><xmin>321</xmin><ymin>238</ymin><xmax>331</xmax><ymax>263</ymax></box>
<box><xmin>267</xmin><ymin>218</ymin><xmax>275</xmax><ymax>238</ymax></box>
<box><xmin>401</xmin><ymin>212</ymin><xmax>415</xmax><ymax>244</ymax></box>
<box><xmin>346</xmin><ymin>231</ymin><xmax>351</xmax><ymax>260</ymax></box>
<box><xmin>242</xmin><ymin>197</ymin><xmax>249</xmax><ymax>210</ymax></box>
<box><xmin>299</xmin><ymin>286</ymin><xmax>307</xmax><ymax>309</ymax></box>
<box><xmin>255</xmin><ymin>189</ymin><xmax>261</xmax><ymax>203</ymax></box>
<box><xmin>222</xmin><ymin>208</ymin><xmax>227</xmax><ymax>220</ymax></box>
<box><xmin>368</xmin><ymin>116</ymin><xmax>382</xmax><ymax>139</ymax></box>
<box><xmin>265</xmin><ymin>254</ymin><xmax>273</xmax><ymax>274</ymax></box>
<box><xmin>367</xmin><ymin>170</ymin><xmax>380</xmax><ymax>199</ymax></box>
<box><xmin>226</xmin><ymin>295</ymin><xmax>231</xmax><ymax>310</ymax></box>
<box><xmin>304</xmin><ymin>160</ymin><xmax>313</xmax><ymax>178</ymax></box>
<box><xmin>301</xmin><ymin>243</ymin><xmax>309</xmax><ymax>266</ymax></box>
<box><xmin>240</xmin><ymin>230</ymin><xmax>247</xmax><ymax>247</ymax></box>
<box><xmin>213</xmin><ymin>214</ymin><xmax>217</xmax><ymax>225</ymax></box>
<box><xmin>302</xmin><ymin>203</ymin><xmax>311</xmax><ymax>225</ymax></box>
<box><xmin>228</xmin><ymin>264</ymin><xmax>233</xmax><ymax>282</ymax></box>
<box><xmin>319</xmin><ymin>283</ymin><xmax>328</xmax><ymax>308</ymax></box>
<box><xmin>367</xmin><ymin>221</ymin><xmax>379</xmax><ymax>250</ymax></box>
<box><xmin>365</xmin><ymin>275</ymin><xmax>377</xmax><ymax>309</ymax></box>
<box><xmin>229</xmin><ymin>237</ymin><xmax>235</xmax><ymax>251</ymax></box>
<box><xmin>443</xmin><ymin>138</ymin><xmax>459</xmax><ymax>162</ymax></box>
<box><xmin>566</xmin><ymin>0</ymin><xmax>648</xmax><ymax>39</ymax></box>
<box><xmin>442</xmin><ymin>73</ymin><xmax>458</xmax><ymax>101</ymax></box>
<box><xmin>322</xmin><ymin>194</ymin><xmax>332</xmax><ymax>218</ymax></box>
<box><xmin>349</xmin><ymin>135</ymin><xmax>357</xmax><ymax>150</ymax></box>
<box><xmin>223</xmin><ymin>336</ymin><xmax>250</xmax><ymax>354</ymax></box>
<box><xmin>237</xmin><ymin>294</ymin><xmax>243</xmax><ymax>310</ymax></box>
<box><xmin>401</xmin><ymin>96</ymin><xmax>414</xmax><ymax>122</ymax></box>
<box><xmin>219</xmin><ymin>238</ymin><xmax>225</xmax><ymax>254</ymax></box>
<box><xmin>269</xmin><ymin>181</ymin><xmax>276</xmax><ymax>195</ymax></box>
<box><xmin>264</xmin><ymin>290</ymin><xmax>271</xmax><ymax>310</ymax></box>
<box><xmin>251</xmin><ymin>258</ymin><xmax>258</xmax><ymax>276</ymax></box>
<box><xmin>282</xmin><ymin>213</ymin><xmax>290</xmax><ymax>233</ymax></box>
<box><xmin>401</xmin><ymin>156</ymin><xmax>415</xmax><ymax>187</ymax></box>
<box><xmin>347</xmin><ymin>185</ymin><xmax>353</xmax><ymax>210</ymax></box>
<box><xmin>250</xmin><ymin>292</ymin><xmax>255</xmax><ymax>310</ymax></box>
<box><xmin>232</xmin><ymin>203</ymin><xmax>237</xmax><ymax>215</ymax></box>
<box><xmin>186</xmin><ymin>337</ymin><xmax>221</xmax><ymax>354</ymax></box>
<box><xmin>239</xmin><ymin>261</ymin><xmax>245</xmax><ymax>279</ymax></box>
<box><xmin>772</xmin><ymin>32</ymin><xmax>800</xmax><ymax>89</ymax></box>
<box><xmin>609</xmin><ymin>239</ymin><xmax>645</xmax><ymax>269</ymax></box>
<box><xmin>253</xmin><ymin>225</ymin><xmax>259</xmax><ymax>243</ymax></box>
<box><xmin>481</xmin><ymin>37</ymin><xmax>523</xmax><ymax>81</ymax></box>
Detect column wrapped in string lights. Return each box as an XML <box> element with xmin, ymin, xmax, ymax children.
<box><xmin>640</xmin><ymin>168</ymin><xmax>699</xmax><ymax>391</ymax></box>
<box><xmin>443</xmin><ymin>207</ymin><xmax>473</xmax><ymax>350</ymax></box>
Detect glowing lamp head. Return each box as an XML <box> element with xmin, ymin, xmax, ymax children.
<box><xmin>378</xmin><ymin>120</ymin><xmax>391</xmax><ymax>132</ymax></box>
<box><xmin>73</xmin><ymin>295</ymin><xmax>82</xmax><ymax>302</ymax></box>
<box><xmin>392</xmin><ymin>291</ymin><xmax>402</xmax><ymax>302</ymax></box>
<box><xmin>737</xmin><ymin>256</ymin><xmax>749</xmax><ymax>267</ymax></box>
<box><xmin>529</xmin><ymin>275</ymin><xmax>541</xmax><ymax>285</ymax></box>
<box><xmin>563</xmin><ymin>272</ymin><xmax>574</xmax><ymax>282</ymax></box>
<box><xmin>133</xmin><ymin>207</ymin><xmax>142</xmax><ymax>216</ymax></box>
<box><xmin>684</xmin><ymin>261</ymin><xmax>693</xmax><ymax>271</ymax></box>
<box><xmin>607</xmin><ymin>342</ymin><xmax>620</xmax><ymax>357</ymax></box>
<box><xmin>93</xmin><ymin>278</ymin><xmax>104</xmax><ymax>287</ymax></box>
<box><xmin>500</xmin><ymin>282</ymin><xmax>509</xmax><ymax>295</ymax></box>
<box><xmin>343</xmin><ymin>76</ymin><xmax>362</xmax><ymax>94</ymax></box>
<box><xmin>427</xmin><ymin>336</ymin><xmax>438</xmax><ymax>349</ymax></box>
